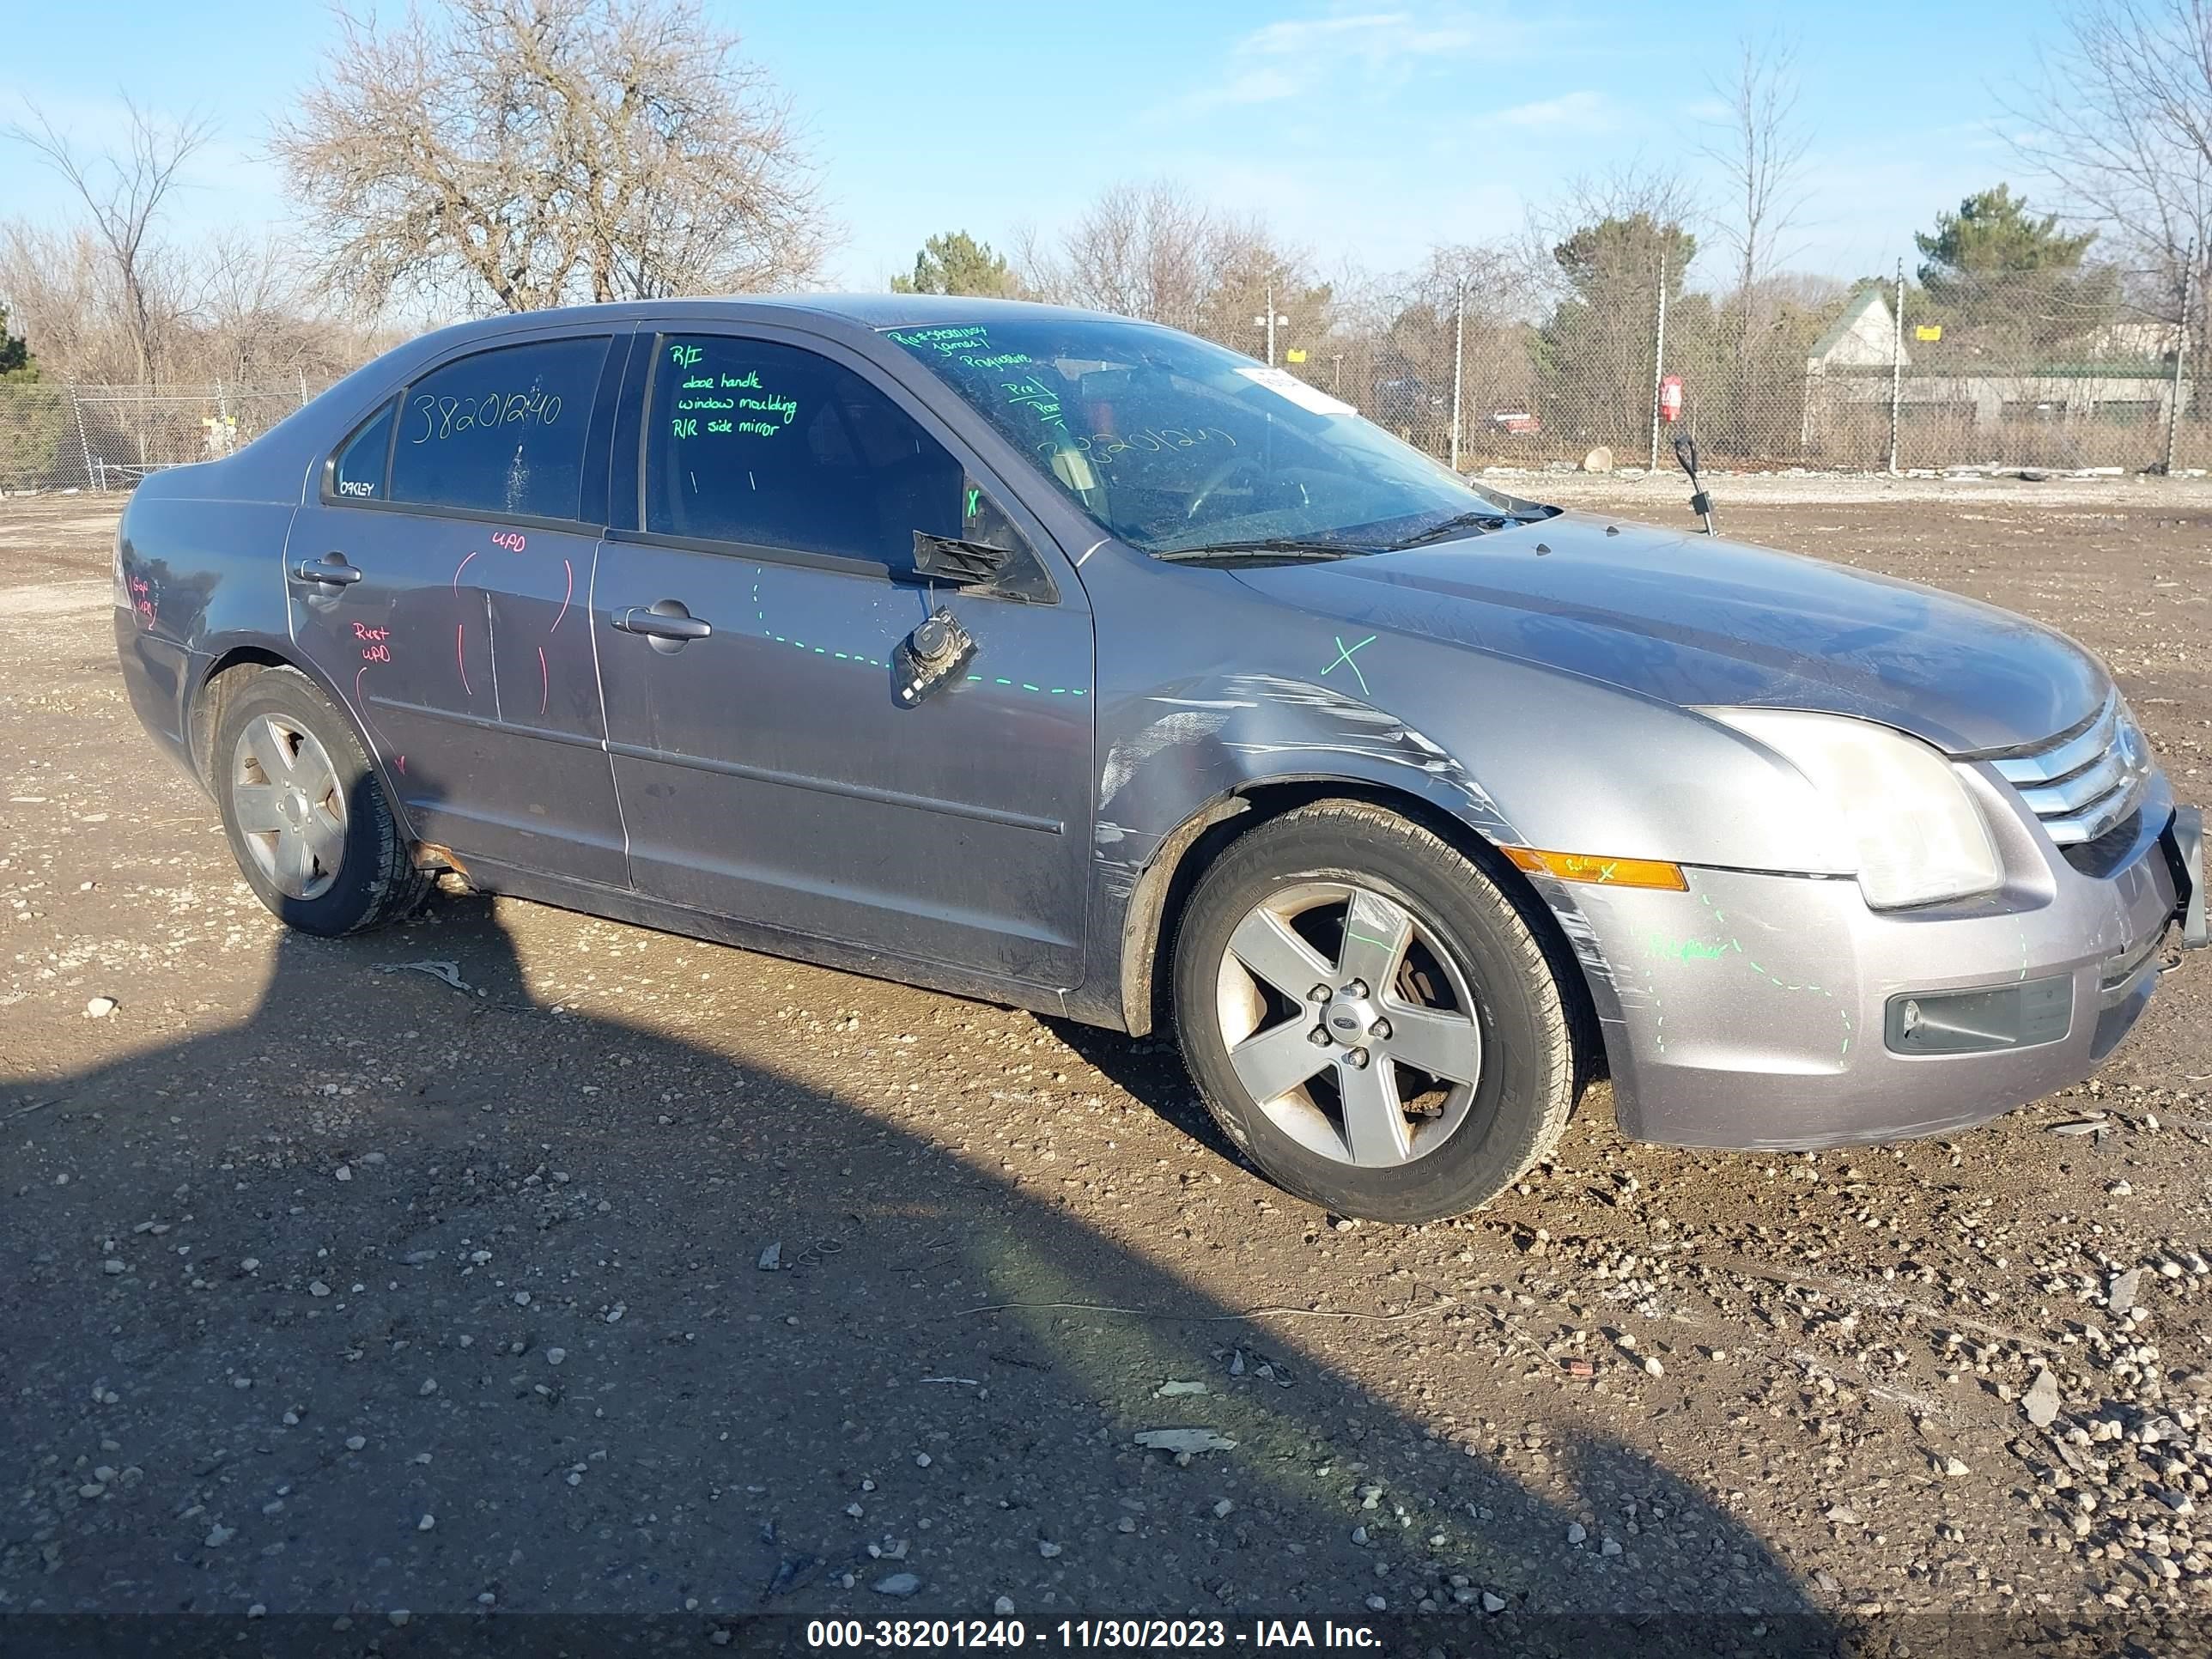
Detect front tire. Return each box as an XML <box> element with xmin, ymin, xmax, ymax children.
<box><xmin>211</xmin><ymin>665</ymin><xmax>430</xmax><ymax>936</ymax></box>
<box><xmin>1172</xmin><ymin>800</ymin><xmax>1575</xmax><ymax>1223</ymax></box>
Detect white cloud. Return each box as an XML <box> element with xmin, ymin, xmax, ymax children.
<box><xmin>1171</xmin><ymin>5</ymin><xmax>1512</xmax><ymax>114</ymax></box>
<box><xmin>1240</xmin><ymin>10</ymin><xmax>1479</xmax><ymax>64</ymax></box>
<box><xmin>1484</xmin><ymin>88</ymin><xmax>1611</xmax><ymax>131</ymax></box>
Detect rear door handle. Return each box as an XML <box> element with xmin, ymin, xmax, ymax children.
<box><xmin>291</xmin><ymin>559</ymin><xmax>363</xmax><ymax>586</ymax></box>
<box><xmin>613</xmin><ymin>603</ymin><xmax>712</xmax><ymax>642</ymax></box>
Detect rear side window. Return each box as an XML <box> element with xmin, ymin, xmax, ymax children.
<box><xmin>331</xmin><ymin>399</ymin><xmax>394</xmax><ymax>500</ymax></box>
<box><xmin>390</xmin><ymin>337</ymin><xmax>611</xmax><ymax>520</ymax></box>
<box><xmin>644</xmin><ymin>334</ymin><xmax>963</xmax><ymax>566</ymax></box>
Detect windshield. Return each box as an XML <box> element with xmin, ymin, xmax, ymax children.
<box><xmin>883</xmin><ymin>316</ymin><xmax>1537</xmax><ymax>557</ymax></box>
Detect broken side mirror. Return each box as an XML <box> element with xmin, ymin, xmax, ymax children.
<box><xmin>909</xmin><ymin>531</ymin><xmax>1056</xmax><ymax>603</ymax></box>
<box><xmin>1672</xmin><ymin>431</ymin><xmax>1716</xmax><ymax>538</ymax></box>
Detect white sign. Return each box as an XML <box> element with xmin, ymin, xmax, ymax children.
<box><xmin>1236</xmin><ymin>365</ymin><xmax>1355</xmax><ymax>417</ymax></box>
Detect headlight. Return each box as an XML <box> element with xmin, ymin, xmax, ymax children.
<box><xmin>1700</xmin><ymin>708</ymin><xmax>2002</xmax><ymax>909</ymax></box>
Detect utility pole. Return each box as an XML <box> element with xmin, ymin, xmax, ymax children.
<box><xmin>1887</xmin><ymin>259</ymin><xmax>1905</xmax><ymax>477</ymax></box>
<box><xmin>2165</xmin><ymin>242</ymin><xmax>2195</xmax><ymax>476</ymax></box>
<box><xmin>1252</xmin><ymin>280</ymin><xmax>1288</xmax><ymax>368</ymax></box>
<box><xmin>1449</xmin><ymin>277</ymin><xmax>1466</xmax><ymax>471</ymax></box>
<box><xmin>1647</xmin><ymin>252</ymin><xmax>1668</xmax><ymax>472</ymax></box>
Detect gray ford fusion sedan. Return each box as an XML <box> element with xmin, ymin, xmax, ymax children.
<box><xmin>113</xmin><ymin>295</ymin><xmax>2207</xmax><ymax>1222</ymax></box>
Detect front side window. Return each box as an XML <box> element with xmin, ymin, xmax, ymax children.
<box><xmin>644</xmin><ymin>334</ymin><xmax>975</xmax><ymax>568</ymax></box>
<box><xmin>389</xmin><ymin>336</ymin><xmax>611</xmax><ymax>520</ymax></box>
<box><xmin>330</xmin><ymin>398</ymin><xmax>395</xmax><ymax>500</ymax></box>
<box><xmin>885</xmin><ymin>317</ymin><xmax>1538</xmax><ymax>556</ymax></box>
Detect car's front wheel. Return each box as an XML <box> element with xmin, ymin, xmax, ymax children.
<box><xmin>211</xmin><ymin>665</ymin><xmax>430</xmax><ymax>936</ymax></box>
<box><xmin>1173</xmin><ymin>800</ymin><xmax>1576</xmax><ymax>1223</ymax></box>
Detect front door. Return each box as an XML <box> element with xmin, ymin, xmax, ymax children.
<box><xmin>286</xmin><ymin>331</ymin><xmax>629</xmax><ymax>885</ymax></box>
<box><xmin>594</xmin><ymin>328</ymin><xmax>1095</xmax><ymax>987</ymax></box>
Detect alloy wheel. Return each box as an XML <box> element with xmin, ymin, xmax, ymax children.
<box><xmin>1213</xmin><ymin>880</ymin><xmax>1483</xmax><ymax>1167</ymax></box>
<box><xmin>230</xmin><ymin>714</ymin><xmax>348</xmax><ymax>901</ymax></box>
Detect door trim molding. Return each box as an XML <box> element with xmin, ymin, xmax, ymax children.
<box><xmin>369</xmin><ymin>695</ymin><xmax>605</xmax><ymax>753</ymax></box>
<box><xmin>605</xmin><ymin>738</ymin><xmax>1066</xmax><ymax>835</ymax></box>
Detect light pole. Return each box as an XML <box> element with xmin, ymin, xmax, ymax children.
<box><xmin>1252</xmin><ymin>279</ymin><xmax>1290</xmax><ymax>368</ymax></box>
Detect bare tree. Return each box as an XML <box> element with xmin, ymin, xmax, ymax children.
<box><xmin>0</xmin><ymin>224</ymin><xmax>112</xmax><ymax>380</ymax></box>
<box><xmin>1032</xmin><ymin>178</ymin><xmax>1331</xmax><ymax>358</ymax></box>
<box><xmin>1700</xmin><ymin>34</ymin><xmax>1812</xmax><ymax>309</ymax></box>
<box><xmin>0</xmin><ymin>217</ymin><xmax>392</xmax><ymax>387</ymax></box>
<box><xmin>7</xmin><ymin>99</ymin><xmax>214</xmax><ymax>386</ymax></box>
<box><xmin>192</xmin><ymin>231</ymin><xmax>336</xmax><ymax>385</ymax></box>
<box><xmin>2008</xmin><ymin>0</ymin><xmax>2212</xmax><ymax>289</ymax></box>
<box><xmin>1696</xmin><ymin>39</ymin><xmax>1813</xmax><ymax>451</ymax></box>
<box><xmin>1048</xmin><ymin>179</ymin><xmax>1221</xmax><ymax>331</ymax></box>
<box><xmin>272</xmin><ymin>0</ymin><xmax>831</xmax><ymax>315</ymax></box>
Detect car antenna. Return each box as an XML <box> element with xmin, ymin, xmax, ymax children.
<box><xmin>1672</xmin><ymin>430</ymin><xmax>1716</xmax><ymax>538</ymax></box>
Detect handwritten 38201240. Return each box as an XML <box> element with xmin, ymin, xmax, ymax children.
<box><xmin>410</xmin><ymin>388</ymin><xmax>562</xmax><ymax>443</ymax></box>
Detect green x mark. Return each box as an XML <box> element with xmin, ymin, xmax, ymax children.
<box><xmin>1322</xmin><ymin>633</ymin><xmax>1377</xmax><ymax>696</ymax></box>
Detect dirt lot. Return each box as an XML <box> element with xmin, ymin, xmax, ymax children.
<box><xmin>3</xmin><ymin>481</ymin><xmax>2210</xmax><ymax>1645</ymax></box>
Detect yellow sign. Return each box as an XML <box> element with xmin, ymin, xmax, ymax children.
<box><xmin>1915</xmin><ymin>324</ymin><xmax>1942</xmax><ymax>342</ymax></box>
<box><xmin>1285</xmin><ymin>348</ymin><xmax>1307</xmax><ymax>363</ymax></box>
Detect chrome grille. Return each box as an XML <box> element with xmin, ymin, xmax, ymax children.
<box><xmin>1988</xmin><ymin>692</ymin><xmax>2152</xmax><ymax>847</ymax></box>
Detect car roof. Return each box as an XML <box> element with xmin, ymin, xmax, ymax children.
<box><xmin>416</xmin><ymin>292</ymin><xmax>1131</xmax><ymax>349</ymax></box>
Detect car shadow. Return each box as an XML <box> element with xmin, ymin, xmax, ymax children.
<box><xmin>1036</xmin><ymin>1017</ymin><xmax>1243</xmax><ymax>1170</ymax></box>
<box><xmin>3</xmin><ymin>854</ymin><xmax>1839</xmax><ymax>1650</ymax></box>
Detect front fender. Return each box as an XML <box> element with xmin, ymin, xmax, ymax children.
<box><xmin>1073</xmin><ymin>588</ymin><xmax>1840</xmax><ymax>1041</ymax></box>
<box><xmin>1082</xmin><ymin>665</ymin><xmax>1529</xmax><ymax>1033</ymax></box>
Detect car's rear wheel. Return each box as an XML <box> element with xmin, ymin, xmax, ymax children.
<box><xmin>1173</xmin><ymin>800</ymin><xmax>1574</xmax><ymax>1223</ymax></box>
<box><xmin>211</xmin><ymin>665</ymin><xmax>430</xmax><ymax>936</ymax></box>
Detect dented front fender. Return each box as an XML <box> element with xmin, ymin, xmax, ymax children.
<box><xmin>1068</xmin><ymin>545</ymin><xmax>1837</xmax><ymax>1036</ymax></box>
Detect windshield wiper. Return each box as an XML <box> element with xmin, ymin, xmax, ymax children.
<box><xmin>1374</xmin><ymin>510</ymin><xmax>1513</xmax><ymax>551</ymax></box>
<box><xmin>1154</xmin><ymin>538</ymin><xmax>1371</xmax><ymax>564</ymax></box>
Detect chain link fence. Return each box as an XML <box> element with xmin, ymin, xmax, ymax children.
<box><xmin>1289</xmin><ymin>258</ymin><xmax>2207</xmax><ymax>479</ymax></box>
<box><xmin>3</xmin><ymin>264</ymin><xmax>2203</xmax><ymax>491</ymax></box>
<box><xmin>0</xmin><ymin>380</ymin><xmax>333</xmax><ymax>493</ymax></box>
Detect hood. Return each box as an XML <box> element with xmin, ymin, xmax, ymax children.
<box><xmin>1231</xmin><ymin>513</ymin><xmax>2107</xmax><ymax>753</ymax></box>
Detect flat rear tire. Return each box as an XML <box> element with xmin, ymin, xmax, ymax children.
<box><xmin>212</xmin><ymin>665</ymin><xmax>429</xmax><ymax>937</ymax></box>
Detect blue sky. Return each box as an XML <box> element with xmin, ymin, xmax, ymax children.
<box><xmin>2</xmin><ymin>0</ymin><xmax>2072</xmax><ymax>295</ymax></box>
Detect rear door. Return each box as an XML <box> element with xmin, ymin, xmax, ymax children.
<box><xmin>286</xmin><ymin>328</ymin><xmax>631</xmax><ymax>885</ymax></box>
<box><xmin>594</xmin><ymin>325</ymin><xmax>1095</xmax><ymax>987</ymax></box>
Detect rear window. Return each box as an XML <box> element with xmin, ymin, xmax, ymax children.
<box><xmin>389</xmin><ymin>336</ymin><xmax>611</xmax><ymax>520</ymax></box>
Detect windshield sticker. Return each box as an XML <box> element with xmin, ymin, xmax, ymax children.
<box><xmin>1236</xmin><ymin>365</ymin><xmax>1354</xmax><ymax>417</ymax></box>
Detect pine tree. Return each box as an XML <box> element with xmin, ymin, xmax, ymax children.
<box><xmin>890</xmin><ymin>232</ymin><xmax>1020</xmax><ymax>298</ymax></box>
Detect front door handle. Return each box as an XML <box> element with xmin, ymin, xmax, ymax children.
<box><xmin>291</xmin><ymin>558</ymin><xmax>363</xmax><ymax>586</ymax></box>
<box><xmin>613</xmin><ymin>601</ymin><xmax>713</xmax><ymax>646</ymax></box>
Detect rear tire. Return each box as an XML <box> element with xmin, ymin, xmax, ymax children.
<box><xmin>1172</xmin><ymin>800</ymin><xmax>1574</xmax><ymax>1223</ymax></box>
<box><xmin>210</xmin><ymin>665</ymin><xmax>430</xmax><ymax>937</ymax></box>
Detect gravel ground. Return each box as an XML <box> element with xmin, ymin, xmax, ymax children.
<box><xmin>3</xmin><ymin>483</ymin><xmax>2209</xmax><ymax>1644</ymax></box>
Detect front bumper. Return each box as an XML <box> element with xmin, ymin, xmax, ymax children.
<box><xmin>1553</xmin><ymin>773</ymin><xmax>2197</xmax><ymax>1152</ymax></box>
